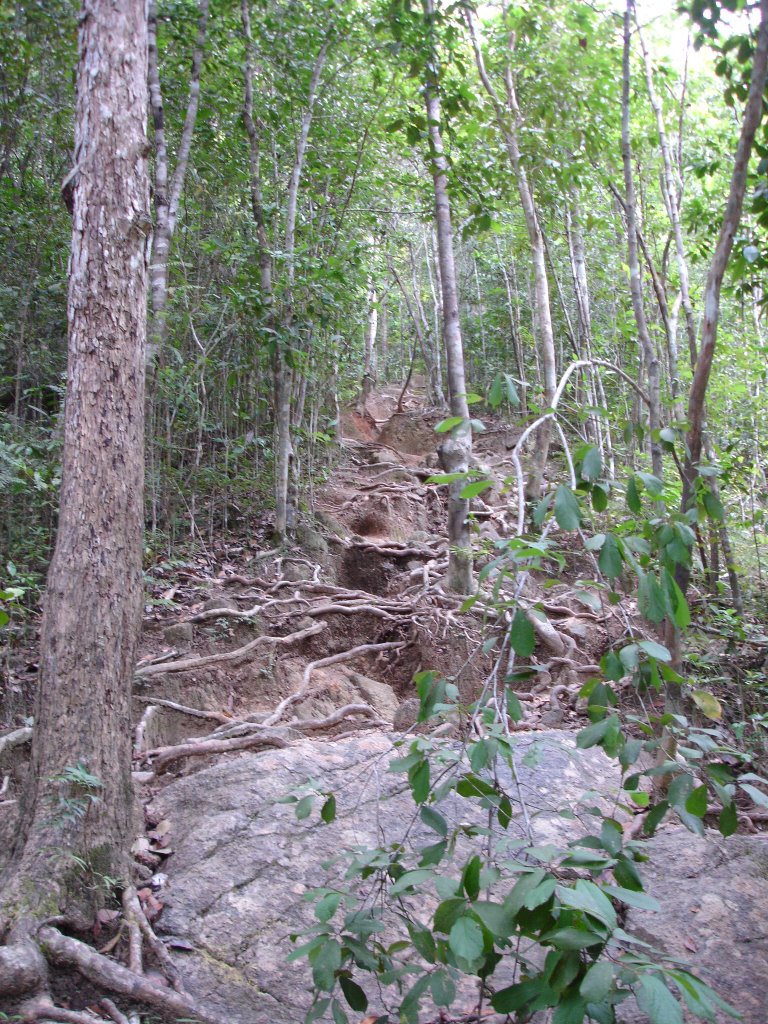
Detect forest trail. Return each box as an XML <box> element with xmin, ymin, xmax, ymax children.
<box><xmin>3</xmin><ymin>384</ymin><xmax>768</xmax><ymax>1023</ymax></box>
<box><xmin>130</xmin><ymin>378</ymin><xmax>610</xmax><ymax>782</ymax></box>
<box><xmin>112</xmin><ymin>383</ymin><xmax>767</xmax><ymax>1024</ymax></box>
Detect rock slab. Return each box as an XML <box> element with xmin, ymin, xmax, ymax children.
<box><xmin>151</xmin><ymin>734</ymin><xmax>768</xmax><ymax>1023</ymax></box>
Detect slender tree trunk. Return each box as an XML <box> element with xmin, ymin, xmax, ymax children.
<box><xmin>362</xmin><ymin>275</ymin><xmax>378</xmax><ymax>402</ymax></box>
<box><xmin>682</xmin><ymin>0</ymin><xmax>768</xmax><ymax>522</ymax></box>
<box><xmin>274</xmin><ymin>38</ymin><xmax>328</xmax><ymax>539</ymax></box>
<box><xmin>621</xmin><ymin>0</ymin><xmax>663</xmax><ymax>480</ymax></box>
<box><xmin>388</xmin><ymin>256</ymin><xmax>445</xmax><ymax>408</ymax></box>
<box><xmin>636</xmin><ymin>15</ymin><xmax>698</xmax><ymax>368</ymax></box>
<box><xmin>242</xmin><ymin>0</ymin><xmax>273</xmax><ymax>303</ymax></box>
<box><xmin>495</xmin><ymin>237</ymin><xmax>527</xmax><ymax>415</ymax></box>
<box><xmin>565</xmin><ymin>201</ymin><xmax>612</xmax><ymax>468</ymax></box>
<box><xmin>465</xmin><ymin>7</ymin><xmax>556</xmax><ymax>514</ymax></box>
<box><xmin>1</xmin><ymin>0</ymin><xmax>149</xmax><ymax>928</ymax></box>
<box><xmin>147</xmin><ymin>0</ymin><xmax>209</xmax><ymax>360</ymax></box>
<box><xmin>379</xmin><ymin>290</ymin><xmax>389</xmax><ymax>379</ymax></box>
<box><xmin>423</xmin><ymin>0</ymin><xmax>472</xmax><ymax>594</ymax></box>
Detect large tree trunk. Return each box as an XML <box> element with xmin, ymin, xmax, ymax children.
<box><xmin>1</xmin><ymin>0</ymin><xmax>149</xmax><ymax>928</ymax></box>
<box><xmin>147</xmin><ymin>0</ymin><xmax>209</xmax><ymax>360</ymax></box>
<box><xmin>423</xmin><ymin>0</ymin><xmax>473</xmax><ymax>594</ymax></box>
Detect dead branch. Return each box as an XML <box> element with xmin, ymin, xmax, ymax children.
<box><xmin>133</xmin><ymin>706</ymin><xmax>158</xmax><ymax>757</ymax></box>
<box><xmin>264</xmin><ymin>640</ymin><xmax>408</xmax><ymax>726</ymax></box>
<box><xmin>38</xmin><ymin>926</ymin><xmax>217</xmax><ymax>1024</ymax></box>
<box><xmin>134</xmin><ymin>620</ymin><xmax>325</xmax><ymax>677</ymax></box>
<box><xmin>144</xmin><ymin>728</ymin><xmax>291</xmax><ymax>774</ymax></box>
<box><xmin>0</xmin><ymin>726</ymin><xmax>33</xmax><ymax>757</ymax></box>
<box><xmin>136</xmin><ymin>697</ymin><xmax>231</xmax><ymax>725</ymax></box>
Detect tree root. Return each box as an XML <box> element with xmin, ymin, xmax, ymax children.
<box><xmin>263</xmin><ymin>640</ymin><xmax>408</xmax><ymax>726</ymax></box>
<box><xmin>38</xmin><ymin>926</ymin><xmax>217</xmax><ymax>1023</ymax></box>
<box><xmin>142</xmin><ymin>703</ymin><xmax>386</xmax><ymax>775</ymax></box>
<box><xmin>0</xmin><ymin>914</ymin><xmax>217</xmax><ymax>1024</ymax></box>
<box><xmin>134</xmin><ymin>619</ymin><xmax>325</xmax><ymax>677</ymax></box>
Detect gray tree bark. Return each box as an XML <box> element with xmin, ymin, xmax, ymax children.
<box><xmin>1</xmin><ymin>0</ymin><xmax>150</xmax><ymax>927</ymax></box>
<box><xmin>621</xmin><ymin>0</ymin><xmax>663</xmax><ymax>481</ymax></box>
<box><xmin>465</xmin><ymin>7</ymin><xmax>557</xmax><ymax>516</ymax></box>
<box><xmin>147</xmin><ymin>0</ymin><xmax>209</xmax><ymax>361</ymax></box>
<box><xmin>423</xmin><ymin>0</ymin><xmax>473</xmax><ymax>594</ymax></box>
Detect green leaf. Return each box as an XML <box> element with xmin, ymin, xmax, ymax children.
<box><xmin>637</xmin><ymin>472</ymin><xmax>664</xmax><ymax>498</ymax></box>
<box><xmin>544</xmin><ymin>926</ymin><xmax>605</xmax><ymax>950</ymax></box>
<box><xmin>461</xmin><ymin>855</ymin><xmax>482</xmax><ymax>900</ymax></box>
<box><xmin>510</xmin><ymin>610</ymin><xmax>536</xmax><ymax>657</ymax></box>
<box><xmin>636</xmin><ymin>974</ymin><xmax>683</xmax><ymax>1024</ymax></box>
<box><xmin>581</xmin><ymin>446</ymin><xmax>602</xmax><ymax>482</ymax></box>
<box><xmin>448</xmin><ymin>916</ymin><xmax>484</xmax><ymax>962</ymax></box>
<box><xmin>598</xmin><ymin>534</ymin><xmax>623</xmax><ymax>578</ymax></box>
<box><xmin>321</xmin><ymin>795</ymin><xmax>337</xmax><ymax>823</ymax></box>
<box><xmin>554</xmin><ymin>486</ymin><xmax>581</xmax><ymax>531</ymax></box>
<box><xmin>420</xmin><ymin>805</ymin><xmax>448</xmax><ymax>837</ymax></box>
<box><xmin>460</xmin><ymin>479</ymin><xmax>494</xmax><ymax>499</ymax></box>
<box><xmin>557</xmin><ymin>880</ymin><xmax>617</xmax><ymax>929</ymax></box>
<box><xmin>579</xmin><ymin>961</ymin><xmax>614</xmax><ymax>1002</ymax></box>
<box><xmin>553</xmin><ymin>993</ymin><xmax>588</xmax><ymax>1024</ymax></box>
<box><xmin>339</xmin><ymin>976</ymin><xmax>367</xmax><ymax>1012</ymax></box>
<box><xmin>408</xmin><ymin>759</ymin><xmax>430</xmax><ymax>804</ymax></box>
<box><xmin>685</xmin><ymin>784</ymin><xmax>708</xmax><ymax>818</ymax></box>
<box><xmin>739</xmin><ymin>782</ymin><xmax>768</xmax><ymax>808</ymax></box>
<box><xmin>309</xmin><ymin>938</ymin><xmax>342</xmax><ymax>991</ymax></box>
<box><xmin>408</xmin><ymin>922</ymin><xmax>436</xmax><ymax>963</ymax></box>
<box><xmin>331</xmin><ymin>998</ymin><xmax>348</xmax><ymax>1024</ymax></box>
<box><xmin>315</xmin><ymin>892</ymin><xmax>342</xmax><ymax>923</ymax></box>
<box><xmin>435</xmin><ymin>416</ymin><xmax>464</xmax><ymax>433</ymax></box>
<box><xmin>643</xmin><ymin>800</ymin><xmax>669</xmax><ymax>836</ymax></box>
<box><xmin>719</xmin><ymin>801</ymin><xmax>738</xmax><ymax>837</ymax></box>
<box><xmin>638</xmin><ymin>640</ymin><xmax>671</xmax><ymax>662</ymax></box>
<box><xmin>576</xmin><ymin>716</ymin><xmax>612</xmax><ymax>749</ymax></box>
<box><xmin>420</xmin><ymin>840</ymin><xmax>447</xmax><ymax>866</ymax></box>
<box><xmin>296</xmin><ymin>795</ymin><xmax>314</xmax><ymax>820</ymax></box>
<box><xmin>692</xmin><ymin>690</ymin><xmax>723</xmax><ymax>720</ymax></box>
<box><xmin>434</xmin><ymin>897</ymin><xmax>466</xmax><ymax>935</ymax></box>
<box><xmin>488</xmin><ymin>373</ymin><xmax>505</xmax><ymax>409</ymax></box>
<box><xmin>390</xmin><ymin>868</ymin><xmax>434</xmax><ymax>896</ymax></box>
<box><xmin>492</xmin><ymin>979</ymin><xmax>546</xmax><ymax>1013</ymax></box>
<box><xmin>638</xmin><ymin>574</ymin><xmax>667</xmax><ymax>624</ymax></box>
<box><xmin>591</xmin><ymin>484</ymin><xmax>609</xmax><ymax>513</ymax></box>
<box><xmin>430</xmin><ymin>970</ymin><xmax>456</xmax><ymax>1007</ymax></box>
<box><xmin>662</xmin><ymin>569</ymin><xmax>691</xmax><ymax>628</ymax></box>
<box><xmin>626</xmin><ymin>476</ymin><xmax>642</xmax><ymax>514</ymax></box>
<box><xmin>602</xmin><ymin>885</ymin><xmax>660</xmax><ymax>912</ymax></box>
<box><xmin>472</xmin><ymin>899</ymin><xmax>516</xmax><ymax>938</ymax></box>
